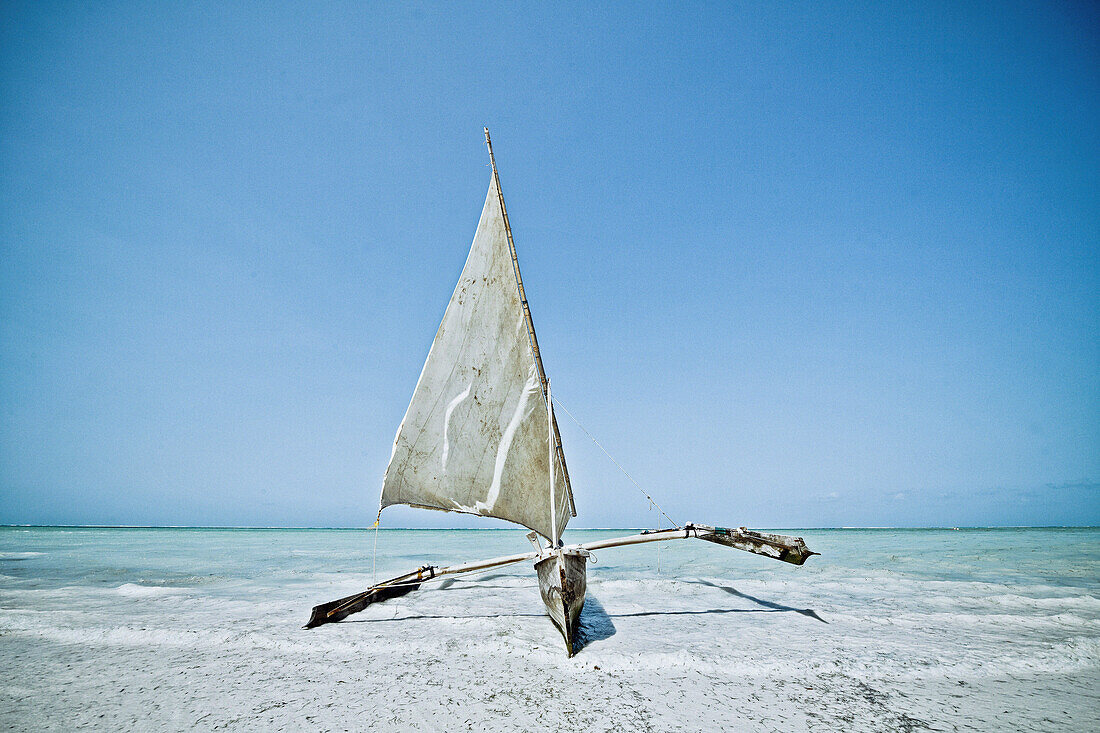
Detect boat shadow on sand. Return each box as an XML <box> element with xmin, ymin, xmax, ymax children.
<box><xmin>681</xmin><ymin>579</ymin><xmax>827</xmax><ymax>623</ymax></box>
<box><xmin>341</xmin><ymin>574</ymin><xmax>824</xmax><ymax>653</ymax></box>
<box><xmin>570</xmin><ymin>587</ymin><xmax>828</xmax><ymax>653</ymax></box>
<box><xmin>574</xmin><ymin>595</ymin><xmax>616</xmax><ymax>650</ymax></box>
<box><xmin>341</xmin><ymin>584</ymin><xmax>618</xmax><ymax>653</ymax></box>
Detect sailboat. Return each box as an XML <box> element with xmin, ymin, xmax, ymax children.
<box><xmin>305</xmin><ymin>130</ymin><xmax>817</xmax><ymax>655</ymax></box>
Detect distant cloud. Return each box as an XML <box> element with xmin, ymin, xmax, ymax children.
<box><xmin>1043</xmin><ymin>479</ymin><xmax>1099</xmax><ymax>493</ymax></box>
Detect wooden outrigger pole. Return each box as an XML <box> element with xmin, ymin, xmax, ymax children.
<box><xmin>304</xmin><ymin>549</ymin><xmax>540</xmax><ymax>628</ymax></box>
<box><xmin>305</xmin><ymin>524</ymin><xmax>816</xmax><ymax>630</ymax></box>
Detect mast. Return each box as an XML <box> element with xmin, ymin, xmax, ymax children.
<box><xmin>483</xmin><ymin>127</ymin><xmax>577</xmax><ymax>518</ymax></box>
<box><xmin>548</xmin><ymin>379</ymin><xmax>559</xmax><ymax>547</ymax></box>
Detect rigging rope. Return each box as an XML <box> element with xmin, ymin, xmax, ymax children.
<box><xmin>550</xmin><ymin>395</ymin><xmax>678</xmax><ymax>529</ymax></box>
<box><xmin>371</xmin><ymin>515</ymin><xmax>380</xmax><ymax>584</ymax></box>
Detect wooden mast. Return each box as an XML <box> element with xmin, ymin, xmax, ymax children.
<box><xmin>548</xmin><ymin>379</ymin><xmax>559</xmax><ymax>546</ymax></box>
<box><xmin>483</xmin><ymin>128</ymin><xmax>577</xmax><ymax>518</ymax></box>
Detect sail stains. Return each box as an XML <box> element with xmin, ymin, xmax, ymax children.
<box><xmin>379</xmin><ymin>173</ymin><xmax>569</xmax><ymax>541</ymax></box>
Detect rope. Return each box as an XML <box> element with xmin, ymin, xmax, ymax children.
<box><xmin>551</xmin><ymin>395</ymin><xmax>678</xmax><ymax>528</ymax></box>
<box><xmin>371</xmin><ymin>515</ymin><xmax>380</xmax><ymax>584</ymax></box>
<box><xmin>656</xmin><ymin>506</ymin><xmax>661</xmax><ymax>575</ymax></box>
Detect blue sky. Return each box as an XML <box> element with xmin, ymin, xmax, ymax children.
<box><xmin>1</xmin><ymin>1</ymin><xmax>1097</xmax><ymax>528</ymax></box>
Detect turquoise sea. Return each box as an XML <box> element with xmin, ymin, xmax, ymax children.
<box><xmin>2</xmin><ymin>526</ymin><xmax>1098</xmax><ymax>731</ymax></box>
<box><xmin>4</xmin><ymin>526</ymin><xmax>1097</xmax><ymax>592</ymax></box>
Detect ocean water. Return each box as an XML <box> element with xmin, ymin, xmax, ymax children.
<box><xmin>1</xmin><ymin>526</ymin><xmax>1098</xmax><ymax>731</ymax></box>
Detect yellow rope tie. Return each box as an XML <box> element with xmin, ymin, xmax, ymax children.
<box><xmin>371</xmin><ymin>516</ymin><xmax>380</xmax><ymax>584</ymax></box>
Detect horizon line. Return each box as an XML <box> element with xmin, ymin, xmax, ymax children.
<box><xmin>1</xmin><ymin>524</ymin><xmax>1097</xmax><ymax>531</ymax></box>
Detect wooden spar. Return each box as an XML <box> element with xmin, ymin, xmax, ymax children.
<box><xmin>435</xmin><ymin>550</ymin><xmax>539</xmax><ymax>577</ymax></box>
<box><xmin>484</xmin><ymin>128</ymin><xmax>577</xmax><ymax>518</ymax></box>
<box><xmin>577</xmin><ymin>524</ymin><xmax>819</xmax><ymax>566</ymax></box>
<box><xmin>577</xmin><ymin>527</ymin><xmax>691</xmax><ymax>551</ymax></box>
<box><xmin>304</xmin><ymin>567</ymin><xmax>428</xmax><ymax>628</ymax></box>
<box><xmin>548</xmin><ymin>380</ymin><xmax>559</xmax><ymax>547</ymax></box>
<box><xmin>304</xmin><ymin>549</ymin><xmax>539</xmax><ymax>628</ymax></box>
<box><xmin>305</xmin><ymin>523</ymin><xmax>815</xmax><ymax>635</ymax></box>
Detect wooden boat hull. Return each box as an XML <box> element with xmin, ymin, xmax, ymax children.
<box><xmin>534</xmin><ymin>549</ymin><xmax>587</xmax><ymax>656</ymax></box>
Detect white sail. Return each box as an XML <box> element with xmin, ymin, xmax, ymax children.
<box><xmin>379</xmin><ymin>174</ymin><xmax>570</xmax><ymax>541</ymax></box>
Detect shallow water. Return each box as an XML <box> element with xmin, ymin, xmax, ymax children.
<box><xmin>2</xmin><ymin>526</ymin><xmax>1098</xmax><ymax>731</ymax></box>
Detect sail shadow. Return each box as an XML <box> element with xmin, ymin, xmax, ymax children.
<box><xmin>573</xmin><ymin>595</ymin><xmax>615</xmax><ymax>652</ymax></box>
<box><xmin>685</xmin><ymin>579</ymin><xmax>827</xmax><ymax>623</ymax></box>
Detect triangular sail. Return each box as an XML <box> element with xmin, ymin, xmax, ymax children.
<box><xmin>379</xmin><ymin>174</ymin><xmax>570</xmax><ymax>541</ymax></box>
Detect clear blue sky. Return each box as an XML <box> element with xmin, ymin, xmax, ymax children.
<box><xmin>1</xmin><ymin>1</ymin><xmax>1097</xmax><ymax>528</ymax></box>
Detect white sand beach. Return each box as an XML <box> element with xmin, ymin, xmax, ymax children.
<box><xmin>1</xmin><ymin>527</ymin><xmax>1098</xmax><ymax>731</ymax></box>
